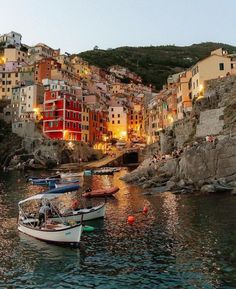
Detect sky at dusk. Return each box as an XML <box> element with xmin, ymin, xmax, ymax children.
<box><xmin>1</xmin><ymin>0</ymin><xmax>236</xmax><ymax>53</ymax></box>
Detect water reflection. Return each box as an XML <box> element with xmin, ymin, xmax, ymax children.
<box><xmin>0</xmin><ymin>170</ymin><xmax>236</xmax><ymax>288</ymax></box>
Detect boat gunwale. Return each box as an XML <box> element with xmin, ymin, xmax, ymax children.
<box><xmin>18</xmin><ymin>222</ymin><xmax>82</xmax><ymax>233</ymax></box>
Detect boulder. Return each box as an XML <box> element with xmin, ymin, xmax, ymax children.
<box><xmin>166</xmin><ymin>180</ymin><xmax>177</xmax><ymax>190</ymax></box>
<box><xmin>200</xmin><ymin>184</ymin><xmax>216</xmax><ymax>194</ymax></box>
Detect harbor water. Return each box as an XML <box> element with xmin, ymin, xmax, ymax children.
<box><xmin>0</xmin><ymin>169</ymin><xmax>236</xmax><ymax>288</ymax></box>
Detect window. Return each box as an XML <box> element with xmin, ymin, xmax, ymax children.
<box><xmin>219</xmin><ymin>63</ymin><xmax>224</xmax><ymax>70</ymax></box>
<box><xmin>117</xmin><ymin>120</ymin><xmax>120</xmax><ymax>124</ymax></box>
<box><xmin>112</xmin><ymin>114</ymin><xmax>114</xmax><ymax>118</ymax></box>
<box><xmin>118</xmin><ymin>114</ymin><xmax>120</xmax><ymax>118</ymax></box>
<box><xmin>112</xmin><ymin>120</ymin><xmax>114</xmax><ymax>124</ymax></box>
<box><xmin>111</xmin><ymin>108</ymin><xmax>114</xmax><ymax>111</ymax></box>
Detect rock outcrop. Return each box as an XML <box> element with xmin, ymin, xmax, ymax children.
<box><xmin>122</xmin><ymin>137</ymin><xmax>236</xmax><ymax>194</ymax></box>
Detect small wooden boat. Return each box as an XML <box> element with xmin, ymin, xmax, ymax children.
<box><xmin>82</xmin><ymin>186</ymin><xmax>119</xmax><ymax>198</ymax></box>
<box><xmin>18</xmin><ymin>185</ymin><xmax>83</xmax><ymax>245</ymax></box>
<box><xmin>18</xmin><ymin>222</ymin><xmax>82</xmax><ymax>245</ymax></box>
<box><xmin>51</xmin><ymin>203</ymin><xmax>106</xmax><ymax>222</ymax></box>
<box><xmin>93</xmin><ymin>169</ymin><xmax>114</xmax><ymax>175</ymax></box>
<box><xmin>84</xmin><ymin>168</ymin><xmax>115</xmax><ymax>176</ymax></box>
<box><xmin>42</xmin><ymin>184</ymin><xmax>80</xmax><ymax>195</ymax></box>
<box><xmin>60</xmin><ymin>172</ymin><xmax>84</xmax><ymax>178</ymax></box>
<box><xmin>31</xmin><ymin>178</ymin><xmax>60</xmax><ymax>186</ymax></box>
<box><xmin>55</xmin><ymin>180</ymin><xmax>80</xmax><ymax>188</ymax></box>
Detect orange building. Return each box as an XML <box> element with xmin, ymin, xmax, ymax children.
<box><xmin>177</xmin><ymin>70</ymin><xmax>192</xmax><ymax>120</ymax></box>
<box><xmin>34</xmin><ymin>58</ymin><xmax>60</xmax><ymax>83</ymax></box>
<box><xmin>89</xmin><ymin>110</ymin><xmax>109</xmax><ymax>143</ymax></box>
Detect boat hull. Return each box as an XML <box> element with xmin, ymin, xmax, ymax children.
<box><xmin>18</xmin><ymin>222</ymin><xmax>82</xmax><ymax>244</ymax></box>
<box><xmin>82</xmin><ymin>187</ymin><xmax>119</xmax><ymax>198</ymax></box>
<box><xmin>61</xmin><ymin>172</ymin><xmax>84</xmax><ymax>178</ymax></box>
<box><xmin>51</xmin><ymin>203</ymin><xmax>106</xmax><ymax>222</ymax></box>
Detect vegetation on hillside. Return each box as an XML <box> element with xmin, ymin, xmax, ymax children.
<box><xmin>78</xmin><ymin>42</ymin><xmax>236</xmax><ymax>90</ymax></box>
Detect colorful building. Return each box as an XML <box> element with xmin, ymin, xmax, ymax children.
<box><xmin>108</xmin><ymin>101</ymin><xmax>128</xmax><ymax>140</ymax></box>
<box><xmin>191</xmin><ymin>48</ymin><xmax>231</xmax><ymax>100</ymax></box>
<box><xmin>43</xmin><ymin>80</ymin><xmax>82</xmax><ymax>141</ymax></box>
<box><xmin>89</xmin><ymin>109</ymin><xmax>109</xmax><ymax>143</ymax></box>
<box><xmin>128</xmin><ymin>103</ymin><xmax>143</xmax><ymax>140</ymax></box>
<box><xmin>177</xmin><ymin>70</ymin><xmax>192</xmax><ymax>120</ymax></box>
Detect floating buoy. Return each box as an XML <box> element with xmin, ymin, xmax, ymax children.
<box><xmin>127</xmin><ymin>215</ymin><xmax>135</xmax><ymax>225</ymax></box>
<box><xmin>83</xmin><ymin>225</ymin><xmax>95</xmax><ymax>232</ymax></box>
<box><xmin>143</xmin><ymin>206</ymin><xmax>148</xmax><ymax>214</ymax></box>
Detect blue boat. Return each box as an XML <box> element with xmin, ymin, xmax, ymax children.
<box><xmin>31</xmin><ymin>178</ymin><xmax>60</xmax><ymax>186</ymax></box>
<box><xmin>43</xmin><ymin>184</ymin><xmax>80</xmax><ymax>194</ymax></box>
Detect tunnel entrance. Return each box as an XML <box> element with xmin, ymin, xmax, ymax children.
<box><xmin>123</xmin><ymin>152</ymin><xmax>139</xmax><ymax>165</ymax></box>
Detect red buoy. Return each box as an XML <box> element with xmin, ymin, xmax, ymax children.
<box><xmin>143</xmin><ymin>206</ymin><xmax>148</xmax><ymax>214</ymax></box>
<box><xmin>127</xmin><ymin>215</ymin><xmax>135</xmax><ymax>225</ymax></box>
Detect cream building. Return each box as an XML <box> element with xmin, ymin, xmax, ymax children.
<box><xmin>108</xmin><ymin>101</ymin><xmax>128</xmax><ymax>140</ymax></box>
<box><xmin>4</xmin><ymin>48</ymin><xmax>26</xmax><ymax>62</ymax></box>
<box><xmin>191</xmin><ymin>48</ymin><xmax>231</xmax><ymax>100</ymax></box>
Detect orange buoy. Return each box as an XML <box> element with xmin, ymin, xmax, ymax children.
<box><xmin>127</xmin><ymin>215</ymin><xmax>135</xmax><ymax>225</ymax></box>
<box><xmin>143</xmin><ymin>206</ymin><xmax>148</xmax><ymax>214</ymax></box>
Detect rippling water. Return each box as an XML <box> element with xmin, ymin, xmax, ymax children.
<box><xmin>0</xmin><ymin>169</ymin><xmax>236</xmax><ymax>288</ymax></box>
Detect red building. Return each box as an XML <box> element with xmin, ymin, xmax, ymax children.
<box><xmin>43</xmin><ymin>83</ymin><xmax>81</xmax><ymax>141</ymax></box>
<box><xmin>89</xmin><ymin>110</ymin><xmax>109</xmax><ymax>143</ymax></box>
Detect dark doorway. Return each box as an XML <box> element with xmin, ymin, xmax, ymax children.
<box><xmin>123</xmin><ymin>152</ymin><xmax>139</xmax><ymax>164</ymax></box>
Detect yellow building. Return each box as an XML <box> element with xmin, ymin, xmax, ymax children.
<box><xmin>108</xmin><ymin>102</ymin><xmax>128</xmax><ymax>140</ymax></box>
<box><xmin>82</xmin><ymin>104</ymin><xmax>89</xmax><ymax>143</ymax></box>
<box><xmin>0</xmin><ymin>67</ymin><xmax>20</xmax><ymax>100</ymax></box>
<box><xmin>191</xmin><ymin>48</ymin><xmax>231</xmax><ymax>100</ymax></box>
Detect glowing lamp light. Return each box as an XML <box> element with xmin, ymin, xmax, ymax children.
<box><xmin>68</xmin><ymin>141</ymin><xmax>74</xmax><ymax>149</ymax></box>
<box><xmin>167</xmin><ymin>115</ymin><xmax>174</xmax><ymax>124</ymax></box>
<box><xmin>63</xmin><ymin>130</ymin><xmax>69</xmax><ymax>140</ymax></box>
<box><xmin>199</xmin><ymin>84</ymin><xmax>204</xmax><ymax>92</ymax></box>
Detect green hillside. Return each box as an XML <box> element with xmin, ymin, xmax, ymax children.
<box><xmin>78</xmin><ymin>42</ymin><xmax>236</xmax><ymax>90</ymax></box>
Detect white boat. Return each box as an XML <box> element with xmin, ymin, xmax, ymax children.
<box><xmin>18</xmin><ymin>222</ymin><xmax>82</xmax><ymax>244</ymax></box>
<box><xmin>60</xmin><ymin>172</ymin><xmax>84</xmax><ymax>178</ymax></box>
<box><xmin>51</xmin><ymin>203</ymin><xmax>105</xmax><ymax>223</ymax></box>
<box><xmin>18</xmin><ymin>185</ymin><xmax>83</xmax><ymax>245</ymax></box>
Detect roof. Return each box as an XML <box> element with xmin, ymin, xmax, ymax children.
<box><xmin>18</xmin><ymin>184</ymin><xmax>80</xmax><ymax>205</ymax></box>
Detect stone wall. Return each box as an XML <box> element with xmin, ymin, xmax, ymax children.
<box><xmin>196</xmin><ymin>107</ymin><xmax>225</xmax><ymax>138</ymax></box>
<box><xmin>173</xmin><ymin>118</ymin><xmax>196</xmax><ymax>148</ymax></box>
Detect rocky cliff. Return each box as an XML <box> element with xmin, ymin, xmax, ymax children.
<box><xmin>122</xmin><ymin>76</ymin><xmax>236</xmax><ymax>194</ymax></box>
<box><xmin>122</xmin><ymin>137</ymin><xmax>236</xmax><ymax>194</ymax></box>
